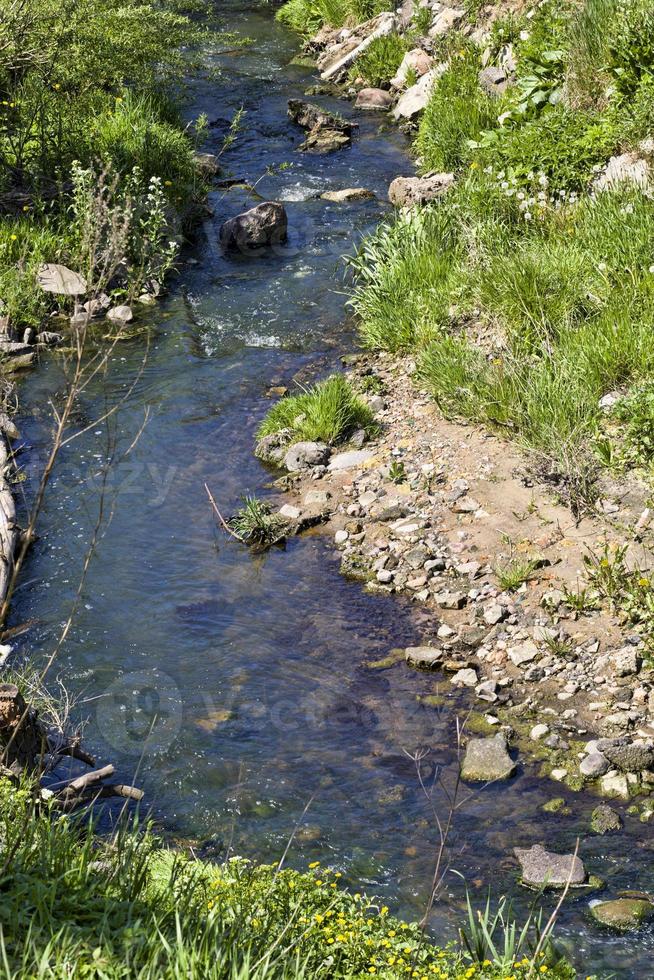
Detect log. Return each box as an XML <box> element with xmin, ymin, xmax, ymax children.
<box><xmin>60</xmin><ymin>764</ymin><xmax>115</xmax><ymax>796</ymax></box>
<box><xmin>0</xmin><ymin>433</ymin><xmax>18</xmax><ymax>612</ymax></box>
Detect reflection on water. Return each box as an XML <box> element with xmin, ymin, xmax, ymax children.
<box><xmin>10</xmin><ymin>2</ymin><xmax>653</xmax><ymax>976</ymax></box>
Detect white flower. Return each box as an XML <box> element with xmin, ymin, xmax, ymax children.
<box><xmin>497</xmin><ymin>170</ymin><xmax>505</xmax><ymax>180</ymax></box>
<box><xmin>501</xmin><ymin>181</ymin><xmax>509</xmax><ymax>189</ymax></box>
<box><xmin>517</xmin><ymin>192</ymin><xmax>525</xmax><ymax>200</ymax></box>
<box><xmin>538</xmin><ymin>174</ymin><xmax>549</xmax><ymax>187</ymax></box>
<box><xmin>649</xmin><ymin>265</ymin><xmax>654</xmax><ymax>274</ymax></box>
<box><xmin>524</xmin><ymin>212</ymin><xmax>532</xmax><ymax>220</ymax></box>
<box><xmin>520</xmin><ymin>30</ymin><xmax>530</xmax><ymax>40</ymax></box>
<box><xmin>598</xmin><ymin>262</ymin><xmax>607</xmax><ymax>272</ymax></box>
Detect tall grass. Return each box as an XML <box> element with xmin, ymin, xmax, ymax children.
<box><xmin>276</xmin><ymin>0</ymin><xmax>394</xmax><ymax>36</ymax></box>
<box><xmin>348</xmin><ymin>33</ymin><xmax>408</xmax><ymax>87</ymax></box>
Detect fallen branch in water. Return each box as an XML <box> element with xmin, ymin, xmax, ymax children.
<box><xmin>204</xmin><ymin>483</ymin><xmax>245</xmax><ymax>542</ymax></box>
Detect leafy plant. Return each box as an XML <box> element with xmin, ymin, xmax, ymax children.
<box><xmin>388</xmin><ymin>459</ymin><xmax>406</xmax><ymax>484</ymax></box>
<box><xmin>257</xmin><ymin>374</ymin><xmax>375</xmax><ymax>445</ymax></box>
<box><xmin>493</xmin><ymin>556</ymin><xmax>540</xmax><ymax>591</ymax></box>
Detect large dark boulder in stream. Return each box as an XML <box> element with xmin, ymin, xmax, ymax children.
<box><xmin>219</xmin><ymin>202</ymin><xmax>288</xmax><ymax>252</ymax></box>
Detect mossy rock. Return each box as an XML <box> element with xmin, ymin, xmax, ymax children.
<box><xmin>591</xmin><ymin>898</ymin><xmax>654</xmax><ymax>931</ymax></box>
<box><xmin>590</xmin><ymin>803</ymin><xmax>623</xmax><ymax>834</ymax></box>
<box><xmin>542</xmin><ymin>797</ymin><xmax>571</xmax><ymax>815</ymax></box>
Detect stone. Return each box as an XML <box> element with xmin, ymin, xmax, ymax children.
<box><xmin>279</xmin><ymin>504</ymin><xmax>301</xmax><ymax>521</ymax></box>
<box><xmin>284</xmin><ymin>441</ymin><xmax>331</xmax><ymax>472</ymax></box>
<box><xmin>287</xmin><ymin>100</ymin><xmax>352</xmax><ymax>134</ymax></box>
<box><xmin>255</xmin><ymin>428</ymin><xmax>294</xmax><ymax>465</ymax></box>
<box><xmin>220</xmin><ymin>202</ymin><xmax>288</xmax><ymax>251</ymax></box>
<box><xmin>599</xmin><ymin>740</ymin><xmax>654</xmax><ymax>773</ymax></box>
<box><xmin>594</xmin><ymin>152</ymin><xmax>651</xmax><ymax>193</ymax></box>
<box><xmin>194</xmin><ymin>151</ymin><xmax>220</xmax><ymax>178</ymax></box>
<box><xmin>304</xmin><ymin>490</ymin><xmax>331</xmax><ymax>506</ymax></box>
<box><xmin>590</xmin><ymin>803</ymin><xmax>623</xmax><ymax>834</ymax></box>
<box><xmin>392</xmin><ymin>67</ymin><xmax>444</xmax><ymax>121</ymax></box>
<box><xmin>388</xmin><ymin>173</ymin><xmax>455</xmax><ymax>208</ymax></box>
<box><xmin>430</xmin><ymin>6</ymin><xmax>465</xmax><ymax>36</ymax></box>
<box><xmin>299</xmin><ymin>129</ymin><xmax>351</xmax><ymax>153</ymax></box>
<box><xmin>530</xmin><ymin>723</ymin><xmax>550</xmax><ymax>740</ymax></box>
<box><xmin>334</xmin><ymin>529</ymin><xmax>349</xmax><ymax>545</ymax></box>
<box><xmin>580</xmin><ymin>752</ymin><xmax>610</xmax><ymax>779</ymax></box>
<box><xmin>483</xmin><ymin>602</ymin><xmax>506</xmax><ymax>626</ymax></box>
<box><xmin>551</xmin><ymin>768</ymin><xmax>568</xmax><ymax>781</ymax></box>
<box><xmin>476</xmin><ymin>679</ymin><xmax>498</xmax><ymax>702</ymax></box>
<box><xmin>327</xmin><ymin>449</ymin><xmax>374</xmax><ymax>472</ymax></box>
<box><xmin>590</xmin><ymin>898</ymin><xmax>654</xmax><ymax>931</ymax></box>
<box><xmin>36</xmin><ymin>263</ymin><xmax>87</xmax><ymax>296</ymax></box>
<box><xmin>508</xmin><ymin>640</ymin><xmax>539</xmax><ymax>667</ymax></box>
<box><xmin>461</xmin><ymin>733</ymin><xmax>516</xmax><ymax>782</ymax></box>
<box><xmin>435</xmin><ymin>590</ymin><xmax>467</xmax><ymax>609</ymax></box>
<box><xmin>354</xmin><ymin>88</ymin><xmax>393</xmax><ymax>110</ymax></box>
<box><xmin>106</xmin><ymin>305</ymin><xmax>133</xmax><ymax>324</ymax></box>
<box><xmin>391</xmin><ymin>48</ymin><xmax>433</xmax><ymax>89</ymax></box>
<box><xmin>321</xmin><ymin>188</ymin><xmax>375</xmax><ymax>202</ymax></box>
<box><xmin>610</xmin><ymin>646</ymin><xmax>641</xmax><ymax>677</ymax></box>
<box><xmin>405</xmin><ymin>646</ymin><xmax>443</xmax><ymax>670</ymax></box>
<box><xmin>599</xmin><ymin>772</ymin><xmax>630</xmax><ymax>799</ymax></box>
<box><xmin>478</xmin><ymin>66</ymin><xmax>511</xmax><ymax>97</ymax></box>
<box><xmin>514</xmin><ymin>844</ymin><xmax>586</xmax><ymax>888</ymax></box>
<box><xmin>451</xmin><ymin>668</ymin><xmax>478</xmax><ymax>688</ymax></box>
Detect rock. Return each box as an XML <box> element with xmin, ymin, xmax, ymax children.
<box><xmin>36</xmin><ymin>263</ymin><xmax>87</xmax><ymax>296</ymax></box>
<box><xmin>594</xmin><ymin>152</ymin><xmax>651</xmax><ymax>193</ymax></box>
<box><xmin>599</xmin><ymin>740</ymin><xmax>654</xmax><ymax>773</ymax></box>
<box><xmin>391</xmin><ymin>48</ymin><xmax>433</xmax><ymax>89</ymax></box>
<box><xmin>478</xmin><ymin>66</ymin><xmax>511</xmax><ymax>98</ymax></box>
<box><xmin>388</xmin><ymin>173</ymin><xmax>455</xmax><ymax>207</ymax></box>
<box><xmin>483</xmin><ymin>602</ymin><xmax>506</xmax><ymax>626</ymax></box>
<box><xmin>304</xmin><ymin>490</ymin><xmax>331</xmax><ymax>506</ymax></box>
<box><xmin>590</xmin><ymin>803</ymin><xmax>623</xmax><ymax>834</ymax></box>
<box><xmin>580</xmin><ymin>752</ymin><xmax>610</xmax><ymax>779</ymax></box>
<box><xmin>106</xmin><ymin>305</ymin><xmax>133</xmax><ymax>324</ymax></box>
<box><xmin>36</xmin><ymin>330</ymin><xmax>64</xmax><ymax>347</ymax></box>
<box><xmin>392</xmin><ymin>67</ymin><xmax>444</xmax><ymax>121</ymax></box>
<box><xmin>610</xmin><ymin>646</ymin><xmax>641</xmax><ymax>677</ymax></box>
<box><xmin>327</xmin><ymin>449</ymin><xmax>374</xmax><ymax>472</ymax></box>
<box><xmin>284</xmin><ymin>441</ymin><xmax>331</xmax><ymax>472</ymax></box>
<box><xmin>508</xmin><ymin>640</ymin><xmax>539</xmax><ymax>667</ymax></box>
<box><xmin>599</xmin><ymin>772</ymin><xmax>630</xmax><ymax>799</ymax></box>
<box><xmin>551</xmin><ymin>768</ymin><xmax>568</xmax><ymax>781</ymax></box>
<box><xmin>321</xmin><ymin>188</ymin><xmax>375</xmax><ymax>202</ymax></box>
<box><xmin>430</xmin><ymin>6</ymin><xmax>465</xmax><ymax>35</ymax></box>
<box><xmin>279</xmin><ymin>504</ymin><xmax>301</xmax><ymax>521</ymax></box>
<box><xmin>194</xmin><ymin>151</ymin><xmax>220</xmax><ymax>179</ymax></box>
<box><xmin>405</xmin><ymin>646</ymin><xmax>443</xmax><ymax>670</ymax></box>
<box><xmin>255</xmin><ymin>429</ymin><xmax>294</xmax><ymax>465</ymax></box>
<box><xmin>334</xmin><ymin>529</ymin><xmax>349</xmax><ymax>545</ymax></box>
<box><xmin>299</xmin><ymin>128</ymin><xmax>351</xmax><ymax>154</ymax></box>
<box><xmin>461</xmin><ymin>733</ymin><xmax>516</xmax><ymax>782</ymax></box>
<box><xmin>530</xmin><ymin>724</ymin><xmax>550</xmax><ymax>741</ymax></box>
<box><xmin>514</xmin><ymin>844</ymin><xmax>586</xmax><ymax>888</ymax></box>
<box><xmin>476</xmin><ymin>679</ymin><xmax>498</xmax><ymax>702</ymax></box>
<box><xmin>435</xmin><ymin>590</ymin><xmax>467</xmax><ymax>609</ymax></box>
<box><xmin>590</xmin><ymin>898</ymin><xmax>654</xmax><ymax>931</ymax></box>
<box><xmin>287</xmin><ymin>100</ymin><xmax>352</xmax><ymax>134</ymax></box>
<box><xmin>451</xmin><ymin>667</ymin><xmax>478</xmax><ymax>688</ymax></box>
<box><xmin>220</xmin><ymin>202</ymin><xmax>288</xmax><ymax>251</ymax></box>
<box><xmin>354</xmin><ymin>88</ymin><xmax>393</xmax><ymax>110</ymax></box>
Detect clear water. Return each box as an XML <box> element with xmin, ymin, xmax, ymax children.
<box><xmin>10</xmin><ymin>4</ymin><xmax>653</xmax><ymax>976</ymax></box>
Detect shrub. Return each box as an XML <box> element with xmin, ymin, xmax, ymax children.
<box><xmin>257</xmin><ymin>375</ymin><xmax>375</xmax><ymax>444</ymax></box>
<box><xmin>415</xmin><ymin>51</ymin><xmax>497</xmax><ymax>173</ymax></box>
<box><xmin>229</xmin><ymin>496</ymin><xmax>287</xmax><ymax>546</ymax></box>
<box><xmin>348</xmin><ymin>33</ymin><xmax>407</xmax><ymax>87</ymax></box>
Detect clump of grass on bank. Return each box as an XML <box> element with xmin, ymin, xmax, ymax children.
<box><xmin>348</xmin><ymin>33</ymin><xmax>408</xmax><ymax>88</ymax></box>
<box><xmin>0</xmin><ymin>777</ymin><xmax>575</xmax><ymax>978</ymax></box>
<box><xmin>229</xmin><ymin>495</ymin><xmax>287</xmax><ymax>546</ymax></box>
<box><xmin>258</xmin><ymin>375</ymin><xmax>375</xmax><ymax>445</ymax></box>
<box><xmin>276</xmin><ymin>0</ymin><xmax>395</xmax><ymax>36</ymax></box>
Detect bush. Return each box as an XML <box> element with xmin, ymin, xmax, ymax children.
<box><xmin>348</xmin><ymin>33</ymin><xmax>407</xmax><ymax>87</ymax></box>
<box><xmin>415</xmin><ymin>51</ymin><xmax>497</xmax><ymax>173</ymax></box>
<box><xmin>257</xmin><ymin>375</ymin><xmax>375</xmax><ymax>444</ymax></box>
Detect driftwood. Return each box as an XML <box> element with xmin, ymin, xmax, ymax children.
<box><xmin>0</xmin><ymin>434</ymin><xmax>18</xmax><ymax>610</ymax></box>
<box><xmin>0</xmin><ymin>683</ymin><xmax>142</xmax><ymax>809</ymax></box>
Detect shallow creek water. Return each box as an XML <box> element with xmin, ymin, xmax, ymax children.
<box><xmin>9</xmin><ymin>3</ymin><xmax>654</xmax><ymax>976</ymax></box>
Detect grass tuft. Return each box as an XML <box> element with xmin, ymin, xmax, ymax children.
<box><xmin>257</xmin><ymin>375</ymin><xmax>375</xmax><ymax>445</ymax></box>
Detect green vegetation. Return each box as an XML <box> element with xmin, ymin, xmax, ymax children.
<box><xmin>493</xmin><ymin>557</ymin><xmax>540</xmax><ymax>592</ymax></box>
<box><xmin>229</xmin><ymin>495</ymin><xmax>287</xmax><ymax>547</ymax></box>
<box><xmin>258</xmin><ymin>375</ymin><xmax>375</xmax><ymax>445</ymax></box>
<box><xmin>349</xmin><ymin>0</ymin><xmax>654</xmax><ymax>509</ymax></box>
<box><xmin>348</xmin><ymin>34</ymin><xmax>408</xmax><ymax>87</ymax></box>
<box><xmin>276</xmin><ymin>0</ymin><xmax>394</xmax><ymax>37</ymax></box>
<box><xmin>0</xmin><ymin>0</ymin><xmax>232</xmax><ymax>331</ymax></box>
<box><xmin>0</xmin><ymin>777</ymin><xmax>577</xmax><ymax>978</ymax></box>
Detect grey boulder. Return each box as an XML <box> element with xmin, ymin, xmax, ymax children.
<box><xmin>461</xmin><ymin>733</ymin><xmax>516</xmax><ymax>782</ymax></box>
<box><xmin>284</xmin><ymin>441</ymin><xmax>331</xmax><ymax>472</ymax></box>
<box><xmin>388</xmin><ymin>173</ymin><xmax>455</xmax><ymax>207</ymax></box>
<box><xmin>514</xmin><ymin>844</ymin><xmax>587</xmax><ymax>888</ymax></box>
<box><xmin>220</xmin><ymin>202</ymin><xmax>288</xmax><ymax>251</ymax></box>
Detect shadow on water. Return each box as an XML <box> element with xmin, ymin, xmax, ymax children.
<box><xmin>9</xmin><ymin>2</ymin><xmax>653</xmax><ymax>976</ymax></box>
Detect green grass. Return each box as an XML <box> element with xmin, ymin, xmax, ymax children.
<box><xmin>229</xmin><ymin>495</ymin><xmax>287</xmax><ymax>546</ymax></box>
<box><xmin>493</xmin><ymin>557</ymin><xmax>540</xmax><ymax>592</ymax></box>
<box><xmin>0</xmin><ymin>777</ymin><xmax>576</xmax><ymax>978</ymax></box>
<box><xmin>348</xmin><ymin>33</ymin><xmax>408</xmax><ymax>88</ymax></box>
<box><xmin>257</xmin><ymin>375</ymin><xmax>375</xmax><ymax>445</ymax></box>
<box><xmin>276</xmin><ymin>0</ymin><xmax>394</xmax><ymax>36</ymax></box>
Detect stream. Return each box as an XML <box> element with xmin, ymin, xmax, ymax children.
<box><xmin>9</xmin><ymin>3</ymin><xmax>654</xmax><ymax>976</ymax></box>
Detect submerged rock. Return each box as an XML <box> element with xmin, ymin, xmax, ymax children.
<box><xmin>388</xmin><ymin>173</ymin><xmax>455</xmax><ymax>207</ymax></box>
<box><xmin>321</xmin><ymin>188</ymin><xmax>375</xmax><ymax>203</ymax></box>
<box><xmin>219</xmin><ymin>202</ymin><xmax>288</xmax><ymax>251</ymax></box>
<box><xmin>590</xmin><ymin>898</ymin><xmax>654</xmax><ymax>931</ymax></box>
<box><xmin>514</xmin><ymin>844</ymin><xmax>586</xmax><ymax>888</ymax></box>
<box><xmin>405</xmin><ymin>646</ymin><xmax>443</xmax><ymax>670</ymax></box>
<box><xmin>461</xmin><ymin>733</ymin><xmax>516</xmax><ymax>782</ymax></box>
<box><xmin>590</xmin><ymin>803</ymin><xmax>623</xmax><ymax>834</ymax></box>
